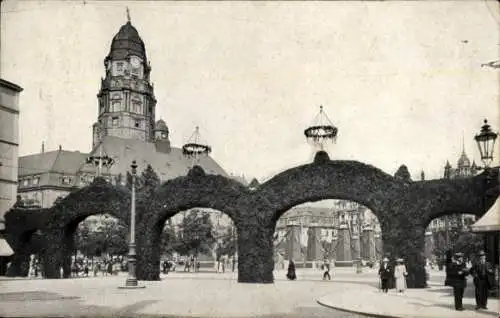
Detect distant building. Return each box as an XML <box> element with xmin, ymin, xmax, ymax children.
<box><xmin>275</xmin><ymin>201</ymin><xmax>382</xmax><ymax>264</ymax></box>
<box><xmin>425</xmin><ymin>144</ymin><xmax>481</xmax><ymax>260</ymax></box>
<box><xmin>17</xmin><ymin>18</ymin><xmax>228</xmax><ymax>210</ymax></box>
<box><xmin>428</xmin><ymin>145</ymin><xmax>480</xmax><ymax>232</ymax></box>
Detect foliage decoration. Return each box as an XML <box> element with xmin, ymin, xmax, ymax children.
<box><xmin>4</xmin><ymin>154</ymin><xmax>499</xmax><ymax>288</ymax></box>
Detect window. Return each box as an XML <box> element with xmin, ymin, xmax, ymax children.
<box><xmin>135</xmin><ymin>120</ymin><xmax>141</xmax><ymax>128</ymax></box>
<box><xmin>117</xmin><ymin>62</ymin><xmax>123</xmax><ymax>72</ymax></box>
<box><xmin>111</xmin><ymin>101</ymin><xmax>121</xmax><ymax>112</ymax></box>
<box><xmin>112</xmin><ymin>117</ymin><xmax>119</xmax><ymax>127</ymax></box>
<box><xmin>62</xmin><ymin>176</ymin><xmax>71</xmax><ymax>185</ymax></box>
<box><xmin>32</xmin><ymin>176</ymin><xmax>40</xmax><ymax>185</ymax></box>
<box><xmin>22</xmin><ymin>179</ymin><xmax>29</xmax><ymax>186</ymax></box>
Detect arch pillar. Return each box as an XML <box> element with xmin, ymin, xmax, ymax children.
<box><xmin>237</xmin><ymin>213</ymin><xmax>275</xmax><ymax>284</ymax></box>
<box><xmin>380</xmin><ymin>214</ymin><xmax>427</xmax><ymax>289</ymax></box>
<box><xmin>5</xmin><ymin>246</ymin><xmax>30</xmax><ymax>277</ymax></box>
<box><xmin>136</xmin><ymin>222</ymin><xmax>162</xmax><ymax>281</ymax></box>
<box><xmin>41</xmin><ymin>228</ymin><xmax>65</xmax><ymax>278</ymax></box>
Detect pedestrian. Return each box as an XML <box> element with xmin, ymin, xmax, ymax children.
<box><xmin>470</xmin><ymin>250</ymin><xmax>494</xmax><ymax>310</ymax></box>
<box><xmin>394</xmin><ymin>258</ymin><xmax>408</xmax><ymax>293</ymax></box>
<box><xmin>322</xmin><ymin>258</ymin><xmax>331</xmax><ymax>280</ymax></box>
<box><xmin>221</xmin><ymin>255</ymin><xmax>226</xmax><ymax>273</ymax></box>
<box><xmin>84</xmin><ymin>262</ymin><xmax>89</xmax><ymax>277</ymax></box>
<box><xmin>448</xmin><ymin>252</ymin><xmax>468</xmax><ymax>311</ymax></box>
<box><xmin>286</xmin><ymin>259</ymin><xmax>297</xmax><ymax>280</ymax></box>
<box><xmin>378</xmin><ymin>257</ymin><xmax>392</xmax><ymax>293</ymax></box>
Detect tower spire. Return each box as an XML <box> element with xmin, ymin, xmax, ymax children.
<box><xmin>126</xmin><ymin>7</ymin><xmax>131</xmax><ymax>22</ymax></box>
<box><xmin>461</xmin><ymin>131</ymin><xmax>465</xmax><ymax>154</ymax></box>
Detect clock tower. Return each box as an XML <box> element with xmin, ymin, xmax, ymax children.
<box><xmin>93</xmin><ymin>17</ymin><xmax>157</xmax><ymax>147</ymax></box>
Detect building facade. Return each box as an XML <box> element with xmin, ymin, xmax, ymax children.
<box><xmin>0</xmin><ymin>79</ymin><xmax>23</xmax><ymax>218</ymax></box>
<box><xmin>275</xmin><ymin>200</ymin><xmax>382</xmax><ymax>267</ymax></box>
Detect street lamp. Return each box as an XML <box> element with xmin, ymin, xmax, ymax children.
<box><xmin>119</xmin><ymin>160</ymin><xmax>145</xmax><ymax>289</ymax></box>
<box><xmin>474</xmin><ymin>119</ymin><xmax>498</xmax><ymax>292</ymax></box>
<box><xmin>474</xmin><ymin>119</ymin><xmax>498</xmax><ymax>168</ymax></box>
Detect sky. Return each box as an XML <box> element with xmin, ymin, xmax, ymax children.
<box><xmin>1</xmin><ymin>0</ymin><xmax>499</xmax><ymax>182</ymax></box>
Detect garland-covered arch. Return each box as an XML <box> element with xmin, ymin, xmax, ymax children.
<box><xmin>4</xmin><ymin>208</ymin><xmax>51</xmax><ymax>276</ymax></box>
<box><xmin>4</xmin><ymin>178</ymin><xmax>131</xmax><ymax>278</ymax></box>
<box><xmin>137</xmin><ymin>166</ymin><xmax>246</xmax><ymax>280</ymax></box>
<box><xmin>238</xmin><ymin>152</ymin><xmax>500</xmax><ymax>287</ymax></box>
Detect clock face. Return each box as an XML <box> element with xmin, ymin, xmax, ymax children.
<box><xmin>131</xmin><ymin>57</ymin><xmax>140</xmax><ymax>68</ymax></box>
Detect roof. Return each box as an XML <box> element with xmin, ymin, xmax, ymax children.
<box><xmin>471</xmin><ymin>198</ymin><xmax>500</xmax><ymax>232</ymax></box>
<box><xmin>107</xmin><ymin>21</ymin><xmax>147</xmax><ymax>61</ymax></box>
<box><xmin>154</xmin><ymin>119</ymin><xmax>168</xmax><ymax>132</ymax></box>
<box><xmin>19</xmin><ymin>149</ymin><xmax>88</xmax><ymax>176</ymax></box>
<box><xmin>0</xmin><ymin>78</ymin><xmax>23</xmax><ymax>92</ymax></box>
<box><xmin>76</xmin><ymin>135</ymin><xmax>228</xmax><ymax>182</ymax></box>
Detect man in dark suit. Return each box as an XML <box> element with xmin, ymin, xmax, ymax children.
<box><xmin>470</xmin><ymin>250</ymin><xmax>494</xmax><ymax>310</ymax></box>
<box><xmin>448</xmin><ymin>252</ymin><xmax>468</xmax><ymax>311</ymax></box>
<box><xmin>378</xmin><ymin>257</ymin><xmax>392</xmax><ymax>293</ymax></box>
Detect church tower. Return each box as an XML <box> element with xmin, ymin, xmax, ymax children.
<box><xmin>93</xmin><ymin>11</ymin><xmax>156</xmax><ymax>147</ymax></box>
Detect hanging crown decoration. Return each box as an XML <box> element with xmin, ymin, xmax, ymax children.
<box><xmin>85</xmin><ymin>123</ymin><xmax>115</xmax><ymax>174</ymax></box>
<box><xmin>304</xmin><ymin>105</ymin><xmax>338</xmax><ymax>150</ymax></box>
<box><xmin>182</xmin><ymin>126</ymin><xmax>212</xmax><ymax>161</ymax></box>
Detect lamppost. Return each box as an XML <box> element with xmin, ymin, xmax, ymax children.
<box><xmin>474</xmin><ymin>119</ymin><xmax>498</xmax><ymax>290</ymax></box>
<box><xmin>119</xmin><ymin>160</ymin><xmax>145</xmax><ymax>289</ymax></box>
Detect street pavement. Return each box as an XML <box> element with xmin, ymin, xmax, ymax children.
<box><xmin>0</xmin><ymin>267</ymin><xmax>498</xmax><ymax>317</ymax></box>
<box><xmin>0</xmin><ymin>268</ymin><xmax>367</xmax><ymax>317</ymax></box>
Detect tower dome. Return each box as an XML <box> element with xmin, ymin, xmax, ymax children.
<box><xmin>154</xmin><ymin>119</ymin><xmax>169</xmax><ymax>132</ymax></box>
<box><xmin>154</xmin><ymin>119</ymin><xmax>170</xmax><ymax>142</ymax></box>
<box><xmin>106</xmin><ymin>21</ymin><xmax>147</xmax><ymax>62</ymax></box>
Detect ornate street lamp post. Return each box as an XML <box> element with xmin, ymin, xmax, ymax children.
<box><xmin>119</xmin><ymin>160</ymin><xmax>145</xmax><ymax>289</ymax></box>
<box><xmin>474</xmin><ymin>119</ymin><xmax>498</xmax><ymax>293</ymax></box>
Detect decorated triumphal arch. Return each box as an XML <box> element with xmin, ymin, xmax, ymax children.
<box><xmin>4</xmin><ymin>152</ymin><xmax>499</xmax><ymax>287</ymax></box>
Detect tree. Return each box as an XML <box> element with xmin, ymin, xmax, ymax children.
<box><xmin>127</xmin><ymin>164</ymin><xmax>161</xmax><ymax>224</ymax></box>
<box><xmin>215</xmin><ymin>227</ymin><xmax>237</xmax><ymax>259</ymax></box>
<box><xmin>53</xmin><ymin>196</ymin><xmax>65</xmax><ymax>207</ymax></box>
<box><xmin>160</xmin><ymin>222</ymin><xmax>177</xmax><ymax>257</ymax></box>
<box><xmin>75</xmin><ymin>215</ymin><xmax>128</xmax><ymax>258</ymax></box>
<box><xmin>175</xmin><ymin>210</ymin><xmax>215</xmax><ymax>257</ymax></box>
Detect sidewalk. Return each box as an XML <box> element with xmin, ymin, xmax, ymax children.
<box><xmin>317</xmin><ymin>282</ymin><xmax>500</xmax><ymax>318</ymax></box>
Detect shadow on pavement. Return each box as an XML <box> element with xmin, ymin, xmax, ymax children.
<box><xmin>0</xmin><ymin>291</ymin><xmax>80</xmax><ymax>302</ymax></box>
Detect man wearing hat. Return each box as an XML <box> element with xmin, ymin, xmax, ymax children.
<box><xmin>378</xmin><ymin>257</ymin><xmax>392</xmax><ymax>293</ymax></box>
<box><xmin>470</xmin><ymin>251</ymin><xmax>494</xmax><ymax>310</ymax></box>
<box><xmin>448</xmin><ymin>252</ymin><xmax>469</xmax><ymax>311</ymax></box>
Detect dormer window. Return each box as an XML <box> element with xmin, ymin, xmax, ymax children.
<box><xmin>22</xmin><ymin>179</ymin><xmax>29</xmax><ymax>186</ymax></box>
<box><xmin>61</xmin><ymin>176</ymin><xmax>72</xmax><ymax>185</ymax></box>
<box><xmin>32</xmin><ymin>176</ymin><xmax>40</xmax><ymax>185</ymax></box>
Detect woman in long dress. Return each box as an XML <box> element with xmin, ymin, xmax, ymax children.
<box><xmin>394</xmin><ymin>258</ymin><xmax>408</xmax><ymax>293</ymax></box>
<box><xmin>286</xmin><ymin>260</ymin><xmax>297</xmax><ymax>280</ymax></box>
